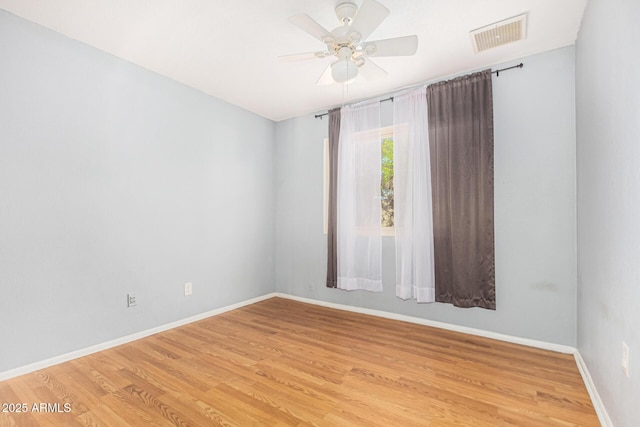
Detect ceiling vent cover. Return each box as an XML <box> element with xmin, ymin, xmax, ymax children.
<box><xmin>470</xmin><ymin>13</ymin><xmax>527</xmax><ymax>53</ymax></box>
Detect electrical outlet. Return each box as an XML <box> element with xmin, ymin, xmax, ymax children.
<box><xmin>622</xmin><ymin>342</ymin><xmax>630</xmax><ymax>377</ymax></box>
<box><xmin>127</xmin><ymin>293</ymin><xmax>137</xmax><ymax>307</ymax></box>
<box><xmin>184</xmin><ymin>282</ymin><xmax>193</xmax><ymax>296</ymax></box>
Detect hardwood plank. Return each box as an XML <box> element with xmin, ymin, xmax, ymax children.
<box><xmin>0</xmin><ymin>297</ymin><xmax>599</xmax><ymax>426</ymax></box>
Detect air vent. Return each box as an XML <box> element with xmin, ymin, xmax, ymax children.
<box><xmin>470</xmin><ymin>13</ymin><xmax>527</xmax><ymax>53</ymax></box>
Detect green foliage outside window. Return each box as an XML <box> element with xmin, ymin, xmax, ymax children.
<box><xmin>381</xmin><ymin>137</ymin><xmax>394</xmax><ymax>228</ymax></box>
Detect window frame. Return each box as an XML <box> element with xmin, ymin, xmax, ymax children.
<box><xmin>323</xmin><ymin>126</ymin><xmax>395</xmax><ymax>236</ymax></box>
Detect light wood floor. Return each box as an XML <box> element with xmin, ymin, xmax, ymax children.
<box><xmin>0</xmin><ymin>297</ymin><xmax>599</xmax><ymax>426</ymax></box>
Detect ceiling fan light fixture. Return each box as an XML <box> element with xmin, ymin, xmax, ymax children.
<box><xmin>363</xmin><ymin>43</ymin><xmax>377</xmax><ymax>56</ymax></box>
<box><xmin>331</xmin><ymin>59</ymin><xmax>358</xmax><ymax>84</ymax></box>
<box><xmin>349</xmin><ymin>31</ymin><xmax>363</xmax><ymax>44</ymax></box>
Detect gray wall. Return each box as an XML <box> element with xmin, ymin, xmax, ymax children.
<box><xmin>576</xmin><ymin>0</ymin><xmax>640</xmax><ymax>425</ymax></box>
<box><xmin>275</xmin><ymin>47</ymin><xmax>577</xmax><ymax>346</ymax></box>
<box><xmin>0</xmin><ymin>11</ymin><xmax>275</xmax><ymax>372</ymax></box>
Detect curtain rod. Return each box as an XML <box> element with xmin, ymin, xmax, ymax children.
<box><xmin>314</xmin><ymin>97</ymin><xmax>394</xmax><ymax>119</ymax></box>
<box><xmin>492</xmin><ymin>62</ymin><xmax>524</xmax><ymax>76</ymax></box>
<box><xmin>314</xmin><ymin>62</ymin><xmax>524</xmax><ymax>119</ymax></box>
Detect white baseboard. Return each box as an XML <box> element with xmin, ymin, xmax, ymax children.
<box><xmin>273</xmin><ymin>293</ymin><xmax>576</xmax><ymax>354</ymax></box>
<box><xmin>0</xmin><ymin>291</ymin><xmax>610</xmax><ymax>427</ymax></box>
<box><xmin>0</xmin><ymin>293</ymin><xmax>277</xmax><ymax>382</ymax></box>
<box><xmin>574</xmin><ymin>352</ymin><xmax>613</xmax><ymax>427</ymax></box>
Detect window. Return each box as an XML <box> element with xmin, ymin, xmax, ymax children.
<box><xmin>324</xmin><ymin>126</ymin><xmax>394</xmax><ymax>235</ymax></box>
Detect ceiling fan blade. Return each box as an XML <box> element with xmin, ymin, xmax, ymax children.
<box><xmin>351</xmin><ymin>0</ymin><xmax>390</xmax><ymax>41</ymax></box>
<box><xmin>278</xmin><ymin>51</ymin><xmax>329</xmax><ymax>62</ymax></box>
<box><xmin>316</xmin><ymin>63</ymin><xmax>335</xmax><ymax>85</ymax></box>
<box><xmin>359</xmin><ymin>59</ymin><xmax>388</xmax><ymax>81</ymax></box>
<box><xmin>288</xmin><ymin>14</ymin><xmax>332</xmax><ymax>42</ymax></box>
<box><xmin>365</xmin><ymin>35</ymin><xmax>418</xmax><ymax>57</ymax></box>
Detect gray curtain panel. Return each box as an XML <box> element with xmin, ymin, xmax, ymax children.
<box><xmin>326</xmin><ymin>108</ymin><xmax>341</xmax><ymax>288</ymax></box>
<box><xmin>427</xmin><ymin>70</ymin><xmax>496</xmax><ymax>309</ymax></box>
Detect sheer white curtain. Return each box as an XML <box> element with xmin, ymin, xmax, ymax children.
<box><xmin>393</xmin><ymin>88</ymin><xmax>435</xmax><ymax>302</ymax></box>
<box><xmin>337</xmin><ymin>99</ymin><xmax>382</xmax><ymax>292</ymax></box>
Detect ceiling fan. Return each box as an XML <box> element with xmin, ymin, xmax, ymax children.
<box><xmin>280</xmin><ymin>0</ymin><xmax>418</xmax><ymax>85</ymax></box>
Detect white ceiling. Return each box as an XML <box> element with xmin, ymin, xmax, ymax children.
<box><xmin>0</xmin><ymin>0</ymin><xmax>587</xmax><ymax>121</ymax></box>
